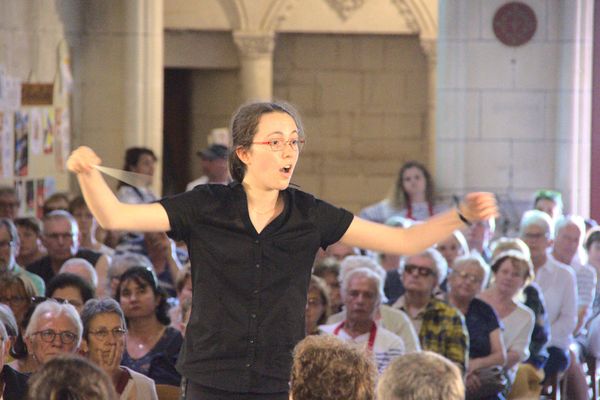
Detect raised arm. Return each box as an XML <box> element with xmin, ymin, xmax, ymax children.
<box><xmin>67</xmin><ymin>146</ymin><xmax>170</xmax><ymax>232</ymax></box>
<box><xmin>340</xmin><ymin>192</ymin><xmax>497</xmax><ymax>255</ymax></box>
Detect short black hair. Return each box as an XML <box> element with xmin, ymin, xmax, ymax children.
<box><xmin>46</xmin><ymin>273</ymin><xmax>96</xmax><ymax>303</ymax></box>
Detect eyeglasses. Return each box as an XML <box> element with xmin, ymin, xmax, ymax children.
<box><xmin>0</xmin><ymin>240</ymin><xmax>13</xmax><ymax>249</ymax></box>
<box><xmin>404</xmin><ymin>264</ymin><xmax>436</xmax><ymax>277</ymax></box>
<box><xmin>44</xmin><ymin>232</ymin><xmax>75</xmax><ymax>241</ymax></box>
<box><xmin>252</xmin><ymin>138</ymin><xmax>305</xmax><ymax>152</ymax></box>
<box><xmin>0</xmin><ymin>296</ymin><xmax>28</xmax><ymax>306</ymax></box>
<box><xmin>31</xmin><ymin>329</ymin><xmax>78</xmax><ymax>344</ymax></box>
<box><xmin>452</xmin><ymin>270</ymin><xmax>483</xmax><ymax>284</ymax></box>
<box><xmin>88</xmin><ymin>327</ymin><xmax>128</xmax><ymax>341</ymax></box>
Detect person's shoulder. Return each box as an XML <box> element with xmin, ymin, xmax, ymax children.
<box><xmin>513</xmin><ymin>302</ymin><xmax>535</xmax><ymax>321</ymax></box>
<box><xmin>125</xmin><ymin>366</ymin><xmax>155</xmax><ymax>385</ymax></box>
<box><xmin>380</xmin><ymin>304</ymin><xmax>411</xmax><ymax>322</ymax></box>
<box><xmin>430</xmin><ymin>298</ymin><xmax>463</xmax><ymax>318</ymax></box>
<box><xmin>471</xmin><ymin>297</ymin><xmax>496</xmax><ymax>315</ymax></box>
<box><xmin>25</xmin><ymin>256</ymin><xmax>50</xmax><ymax>272</ymax></box>
<box><xmin>317</xmin><ymin>322</ymin><xmax>338</xmax><ymax>335</ymax></box>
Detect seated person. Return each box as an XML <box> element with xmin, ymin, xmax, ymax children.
<box><xmin>290</xmin><ymin>335</ymin><xmax>376</xmax><ymax>400</ymax></box>
<box><xmin>327</xmin><ymin>255</ymin><xmax>420</xmax><ymax>352</ymax></box>
<box><xmin>24</xmin><ymin>299</ymin><xmax>82</xmax><ymax>372</ymax></box>
<box><xmin>42</xmin><ymin>192</ymin><xmax>70</xmax><ymax>215</ymax></box>
<box><xmin>519</xmin><ymin>210</ymin><xmax>577</xmax><ymax>383</ymax></box>
<box><xmin>69</xmin><ymin>195</ymin><xmax>115</xmax><ymax>257</ymax></box>
<box><xmin>1</xmin><ymin>320</ymin><xmax>28</xmax><ymax>400</ymax></box>
<box><xmin>26</xmin><ymin>211</ymin><xmax>109</xmax><ymax>297</ymax></box>
<box><xmin>391</xmin><ymin>248</ymin><xmax>469</xmax><ymax>373</ymax></box>
<box><xmin>105</xmin><ymin>252</ymin><xmax>154</xmax><ymax>298</ymax></box>
<box><xmin>14</xmin><ymin>217</ymin><xmax>46</xmax><ymax>268</ymax></box>
<box><xmin>0</xmin><ymin>218</ymin><xmax>45</xmax><ymax>294</ymax></box>
<box><xmin>0</xmin><ymin>272</ymin><xmax>40</xmax><ymax>325</ymax></box>
<box><xmin>378</xmin><ymin>351</ymin><xmax>464</xmax><ymax>400</ymax></box>
<box><xmin>26</xmin><ymin>354</ymin><xmax>117</xmax><ymax>400</ymax></box>
<box><xmin>81</xmin><ymin>298</ymin><xmax>158</xmax><ymax>399</ymax></box>
<box><xmin>313</xmin><ymin>257</ymin><xmax>343</xmax><ymax>315</ymax></box>
<box><xmin>116</xmin><ymin>267</ymin><xmax>182</xmax><ymax>386</ymax></box>
<box><xmin>305</xmin><ymin>275</ymin><xmax>330</xmax><ymax>336</ymax></box>
<box><xmin>447</xmin><ymin>255</ymin><xmax>506</xmax><ymax>399</ymax></box>
<box><xmin>46</xmin><ymin>273</ymin><xmax>96</xmax><ymax>314</ymax></box>
<box><xmin>0</xmin><ymin>187</ymin><xmax>19</xmax><ymax>220</ymax></box>
<box><xmin>320</xmin><ymin>268</ymin><xmax>405</xmax><ymax>373</ymax></box>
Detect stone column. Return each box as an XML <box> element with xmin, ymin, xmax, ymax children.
<box><xmin>420</xmin><ymin>38</ymin><xmax>437</xmax><ymax>173</ymax></box>
<box><xmin>233</xmin><ymin>31</ymin><xmax>276</xmax><ymax>102</ymax></box>
<box><xmin>124</xmin><ymin>0</ymin><xmax>164</xmax><ymax>192</ymax></box>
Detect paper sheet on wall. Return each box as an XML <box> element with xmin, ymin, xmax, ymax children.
<box><xmin>0</xmin><ymin>111</ymin><xmax>14</xmax><ymax>179</ymax></box>
<box><xmin>5</xmin><ymin>77</ymin><xmax>21</xmax><ymax>111</ymax></box>
<box><xmin>29</xmin><ymin>108</ymin><xmax>43</xmax><ymax>155</ymax></box>
<box><xmin>55</xmin><ymin>107</ymin><xmax>70</xmax><ymax>170</ymax></box>
<box><xmin>43</xmin><ymin>108</ymin><xmax>54</xmax><ymax>154</ymax></box>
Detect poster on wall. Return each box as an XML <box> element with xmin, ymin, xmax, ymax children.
<box><xmin>43</xmin><ymin>107</ymin><xmax>54</xmax><ymax>154</ymax></box>
<box><xmin>29</xmin><ymin>108</ymin><xmax>43</xmax><ymax>155</ymax></box>
<box><xmin>14</xmin><ymin>110</ymin><xmax>28</xmax><ymax>176</ymax></box>
<box><xmin>5</xmin><ymin>77</ymin><xmax>21</xmax><ymax>111</ymax></box>
<box><xmin>0</xmin><ymin>111</ymin><xmax>14</xmax><ymax>179</ymax></box>
<box><xmin>55</xmin><ymin>107</ymin><xmax>70</xmax><ymax>170</ymax></box>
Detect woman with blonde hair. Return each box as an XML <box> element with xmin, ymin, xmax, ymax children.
<box><xmin>479</xmin><ymin>250</ymin><xmax>541</xmax><ymax>399</ymax></box>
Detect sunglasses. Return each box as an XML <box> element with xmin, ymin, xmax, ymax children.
<box><xmin>404</xmin><ymin>264</ymin><xmax>436</xmax><ymax>277</ymax></box>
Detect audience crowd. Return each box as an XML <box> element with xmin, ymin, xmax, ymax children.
<box><xmin>1</xmin><ymin>157</ymin><xmax>599</xmax><ymax>400</ymax></box>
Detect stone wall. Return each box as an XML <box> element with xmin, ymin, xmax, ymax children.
<box><xmin>274</xmin><ymin>33</ymin><xmax>428</xmax><ymax>212</ymax></box>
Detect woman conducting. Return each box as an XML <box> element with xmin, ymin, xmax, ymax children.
<box><xmin>67</xmin><ymin>101</ymin><xmax>497</xmax><ymax>400</ymax></box>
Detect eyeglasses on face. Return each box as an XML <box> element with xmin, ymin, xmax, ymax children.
<box><xmin>452</xmin><ymin>270</ymin><xmax>483</xmax><ymax>284</ymax></box>
<box><xmin>404</xmin><ymin>264</ymin><xmax>436</xmax><ymax>277</ymax></box>
<box><xmin>0</xmin><ymin>240</ymin><xmax>13</xmax><ymax>249</ymax></box>
<box><xmin>88</xmin><ymin>327</ymin><xmax>127</xmax><ymax>341</ymax></box>
<box><xmin>32</xmin><ymin>329</ymin><xmax>77</xmax><ymax>344</ymax></box>
<box><xmin>0</xmin><ymin>295</ymin><xmax>28</xmax><ymax>306</ymax></box>
<box><xmin>252</xmin><ymin>138</ymin><xmax>305</xmax><ymax>152</ymax></box>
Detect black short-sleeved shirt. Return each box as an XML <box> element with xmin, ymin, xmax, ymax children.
<box><xmin>465</xmin><ymin>298</ymin><xmax>502</xmax><ymax>359</ymax></box>
<box><xmin>159</xmin><ymin>182</ymin><xmax>354</xmax><ymax>393</ymax></box>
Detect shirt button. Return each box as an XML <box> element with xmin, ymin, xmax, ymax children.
<box><xmin>251</xmin><ymin>313</ymin><xmax>256</xmax><ymax>319</ymax></box>
<box><xmin>253</xmin><ymin>289</ymin><xmax>259</xmax><ymax>295</ymax></box>
<box><xmin>254</xmin><ymin>239</ymin><xmax>259</xmax><ymax>244</ymax></box>
<box><xmin>246</xmin><ymin>363</ymin><xmax>251</xmax><ymax>368</ymax></box>
<box><xmin>255</xmin><ymin>264</ymin><xmax>260</xmax><ymax>268</ymax></box>
<box><xmin>249</xmin><ymin>339</ymin><xmax>254</xmax><ymax>344</ymax></box>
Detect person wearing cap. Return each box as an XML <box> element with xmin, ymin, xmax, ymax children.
<box><xmin>186</xmin><ymin>144</ymin><xmax>232</xmax><ymax>191</ymax></box>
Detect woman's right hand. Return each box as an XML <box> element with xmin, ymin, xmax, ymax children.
<box><xmin>67</xmin><ymin>146</ymin><xmax>102</xmax><ymax>174</ymax></box>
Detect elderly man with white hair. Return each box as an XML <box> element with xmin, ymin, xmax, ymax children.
<box><xmin>326</xmin><ymin>255</ymin><xmax>420</xmax><ymax>352</ymax></box>
<box><xmin>391</xmin><ymin>248</ymin><xmax>468</xmax><ymax>373</ymax></box>
<box><xmin>320</xmin><ymin>267</ymin><xmax>406</xmax><ymax>373</ymax></box>
<box><xmin>519</xmin><ymin>210</ymin><xmax>577</xmax><ymax>383</ymax></box>
<box><xmin>24</xmin><ymin>299</ymin><xmax>82</xmax><ymax>372</ymax></box>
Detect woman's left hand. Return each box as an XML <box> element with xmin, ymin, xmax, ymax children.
<box><xmin>459</xmin><ymin>192</ymin><xmax>498</xmax><ymax>223</ymax></box>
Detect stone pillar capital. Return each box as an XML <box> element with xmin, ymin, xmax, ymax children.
<box><xmin>420</xmin><ymin>38</ymin><xmax>437</xmax><ymax>65</ymax></box>
<box><xmin>233</xmin><ymin>31</ymin><xmax>276</xmax><ymax>59</ymax></box>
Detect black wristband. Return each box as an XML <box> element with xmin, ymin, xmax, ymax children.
<box><xmin>457</xmin><ymin>209</ymin><xmax>472</xmax><ymax>226</ymax></box>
